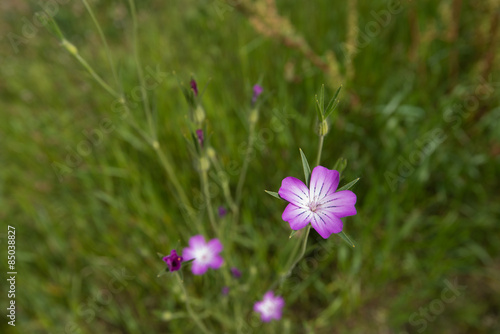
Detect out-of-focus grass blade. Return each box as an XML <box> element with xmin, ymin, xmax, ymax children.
<box><xmin>265</xmin><ymin>190</ymin><xmax>282</xmax><ymax>200</ymax></box>
<box><xmin>337</xmin><ymin>231</ymin><xmax>356</xmax><ymax>247</ymax></box>
<box><xmin>338</xmin><ymin>178</ymin><xmax>360</xmax><ymax>191</ymax></box>
<box><xmin>299</xmin><ymin>148</ymin><xmax>312</xmax><ymax>186</ymax></box>
<box><xmin>325</xmin><ymin>85</ymin><xmax>342</xmax><ymax>119</ymax></box>
<box><xmin>289</xmin><ymin>230</ymin><xmax>298</xmax><ymax>239</ymax></box>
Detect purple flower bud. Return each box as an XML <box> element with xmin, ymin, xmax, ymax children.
<box><xmin>252</xmin><ymin>84</ymin><xmax>263</xmax><ymax>105</ymax></box>
<box><xmin>218</xmin><ymin>206</ymin><xmax>227</xmax><ymax>217</ymax></box>
<box><xmin>196</xmin><ymin>129</ymin><xmax>204</xmax><ymax>147</ymax></box>
<box><xmin>163</xmin><ymin>250</ymin><xmax>183</xmax><ymax>272</ymax></box>
<box><xmin>190</xmin><ymin>79</ymin><xmax>198</xmax><ymax>97</ymax></box>
<box><xmin>222</xmin><ymin>286</ymin><xmax>230</xmax><ymax>295</ymax></box>
<box><xmin>231</xmin><ymin>267</ymin><xmax>241</xmax><ymax>278</ymax></box>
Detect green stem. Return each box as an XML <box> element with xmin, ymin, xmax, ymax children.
<box><xmin>275</xmin><ymin>225</ymin><xmax>311</xmax><ymax>289</ymax></box>
<box><xmin>201</xmin><ymin>166</ymin><xmax>217</xmax><ymax>234</ymax></box>
<box><xmin>81</xmin><ymin>0</ymin><xmax>119</xmax><ymax>89</ymax></box>
<box><xmin>72</xmin><ymin>50</ymin><xmax>121</xmax><ymax>99</ymax></box>
<box><xmin>315</xmin><ymin>135</ymin><xmax>324</xmax><ymax>167</ymax></box>
<box><xmin>153</xmin><ymin>144</ymin><xmax>198</xmax><ymax>231</ymax></box>
<box><xmin>176</xmin><ymin>273</ymin><xmax>212</xmax><ymax>334</ymax></box>
<box><xmin>235</xmin><ymin>114</ymin><xmax>257</xmax><ymax>207</ymax></box>
<box><xmin>128</xmin><ymin>0</ymin><xmax>155</xmax><ymax>138</ymax></box>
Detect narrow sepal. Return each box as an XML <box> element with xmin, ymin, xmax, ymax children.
<box><xmin>337</xmin><ymin>231</ymin><xmax>356</xmax><ymax>247</ymax></box>
<box><xmin>265</xmin><ymin>190</ymin><xmax>283</xmax><ymax>200</ymax></box>
<box><xmin>299</xmin><ymin>148</ymin><xmax>312</xmax><ymax>187</ymax></box>
<box><xmin>338</xmin><ymin>178</ymin><xmax>360</xmax><ymax>191</ymax></box>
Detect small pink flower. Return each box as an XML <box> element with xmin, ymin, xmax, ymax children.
<box><xmin>162</xmin><ymin>250</ymin><xmax>183</xmax><ymax>272</ymax></box>
<box><xmin>183</xmin><ymin>235</ymin><xmax>223</xmax><ymax>275</ymax></box>
<box><xmin>254</xmin><ymin>291</ymin><xmax>284</xmax><ymax>322</ymax></box>
<box><xmin>279</xmin><ymin>166</ymin><xmax>357</xmax><ymax>238</ymax></box>
<box><xmin>252</xmin><ymin>84</ymin><xmax>263</xmax><ymax>105</ymax></box>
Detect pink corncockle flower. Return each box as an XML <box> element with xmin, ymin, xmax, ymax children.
<box><xmin>163</xmin><ymin>250</ymin><xmax>183</xmax><ymax>272</ymax></box>
<box><xmin>253</xmin><ymin>291</ymin><xmax>284</xmax><ymax>322</ymax></box>
<box><xmin>196</xmin><ymin>129</ymin><xmax>204</xmax><ymax>147</ymax></box>
<box><xmin>252</xmin><ymin>84</ymin><xmax>263</xmax><ymax>105</ymax></box>
<box><xmin>183</xmin><ymin>235</ymin><xmax>223</xmax><ymax>275</ymax></box>
<box><xmin>190</xmin><ymin>79</ymin><xmax>198</xmax><ymax>96</ymax></box>
<box><xmin>279</xmin><ymin>166</ymin><xmax>357</xmax><ymax>238</ymax></box>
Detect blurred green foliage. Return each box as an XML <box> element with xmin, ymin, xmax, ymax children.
<box><xmin>1</xmin><ymin>0</ymin><xmax>499</xmax><ymax>333</ymax></box>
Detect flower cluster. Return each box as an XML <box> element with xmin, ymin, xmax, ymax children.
<box><xmin>163</xmin><ymin>235</ymin><xmax>223</xmax><ymax>275</ymax></box>
<box><xmin>161</xmin><ymin>82</ymin><xmax>358</xmax><ymax>326</ymax></box>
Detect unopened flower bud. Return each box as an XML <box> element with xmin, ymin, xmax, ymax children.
<box><xmin>194</xmin><ymin>105</ymin><xmax>205</xmax><ymax>124</ymax></box>
<box><xmin>318</xmin><ymin>119</ymin><xmax>329</xmax><ymax>136</ymax></box>
<box><xmin>199</xmin><ymin>156</ymin><xmax>210</xmax><ymax>171</ymax></box>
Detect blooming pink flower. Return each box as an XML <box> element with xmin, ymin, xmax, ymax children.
<box><xmin>253</xmin><ymin>291</ymin><xmax>284</xmax><ymax>322</ymax></box>
<box><xmin>162</xmin><ymin>250</ymin><xmax>183</xmax><ymax>272</ymax></box>
<box><xmin>279</xmin><ymin>166</ymin><xmax>357</xmax><ymax>238</ymax></box>
<box><xmin>183</xmin><ymin>235</ymin><xmax>223</xmax><ymax>275</ymax></box>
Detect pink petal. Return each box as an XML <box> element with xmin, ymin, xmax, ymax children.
<box><xmin>188</xmin><ymin>235</ymin><xmax>206</xmax><ymax>248</ymax></box>
<box><xmin>191</xmin><ymin>262</ymin><xmax>208</xmax><ymax>275</ymax></box>
<box><xmin>282</xmin><ymin>203</ymin><xmax>311</xmax><ymax>230</ymax></box>
<box><xmin>310</xmin><ymin>212</ymin><xmax>343</xmax><ymax>238</ymax></box>
<box><xmin>320</xmin><ymin>190</ymin><xmax>357</xmax><ymax>217</ymax></box>
<box><xmin>209</xmin><ymin>255</ymin><xmax>224</xmax><ymax>269</ymax></box>
<box><xmin>309</xmin><ymin>166</ymin><xmax>340</xmax><ymax>201</ymax></box>
<box><xmin>182</xmin><ymin>247</ymin><xmax>195</xmax><ymax>261</ymax></box>
<box><xmin>278</xmin><ymin>177</ymin><xmax>309</xmax><ymax>207</ymax></box>
<box><xmin>208</xmin><ymin>238</ymin><xmax>223</xmax><ymax>252</ymax></box>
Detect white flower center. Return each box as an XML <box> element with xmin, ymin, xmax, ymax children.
<box><xmin>194</xmin><ymin>247</ymin><xmax>210</xmax><ymax>263</ymax></box>
<box><xmin>308</xmin><ymin>196</ymin><xmax>320</xmax><ymax>212</ymax></box>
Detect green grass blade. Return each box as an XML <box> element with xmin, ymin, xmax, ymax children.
<box><xmin>338</xmin><ymin>178</ymin><xmax>360</xmax><ymax>191</ymax></box>
<box><xmin>265</xmin><ymin>190</ymin><xmax>282</xmax><ymax>200</ymax></box>
<box><xmin>337</xmin><ymin>231</ymin><xmax>356</xmax><ymax>247</ymax></box>
<box><xmin>299</xmin><ymin>148</ymin><xmax>312</xmax><ymax>186</ymax></box>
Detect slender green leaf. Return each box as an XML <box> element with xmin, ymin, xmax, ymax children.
<box><xmin>289</xmin><ymin>230</ymin><xmax>298</xmax><ymax>239</ymax></box>
<box><xmin>338</xmin><ymin>178</ymin><xmax>360</xmax><ymax>191</ymax></box>
<box><xmin>337</xmin><ymin>231</ymin><xmax>356</xmax><ymax>247</ymax></box>
<box><xmin>299</xmin><ymin>148</ymin><xmax>312</xmax><ymax>186</ymax></box>
<box><xmin>319</xmin><ymin>84</ymin><xmax>325</xmax><ymax>116</ymax></box>
<box><xmin>325</xmin><ymin>85</ymin><xmax>342</xmax><ymax>119</ymax></box>
<box><xmin>315</xmin><ymin>94</ymin><xmax>324</xmax><ymax>121</ymax></box>
<box><xmin>265</xmin><ymin>190</ymin><xmax>282</xmax><ymax>200</ymax></box>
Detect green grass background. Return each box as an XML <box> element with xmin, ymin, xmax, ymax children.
<box><xmin>1</xmin><ymin>0</ymin><xmax>499</xmax><ymax>333</ymax></box>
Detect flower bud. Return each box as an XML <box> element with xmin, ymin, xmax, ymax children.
<box><xmin>318</xmin><ymin>119</ymin><xmax>329</xmax><ymax>136</ymax></box>
<box><xmin>194</xmin><ymin>105</ymin><xmax>205</xmax><ymax>124</ymax></box>
<box><xmin>199</xmin><ymin>156</ymin><xmax>210</xmax><ymax>171</ymax></box>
